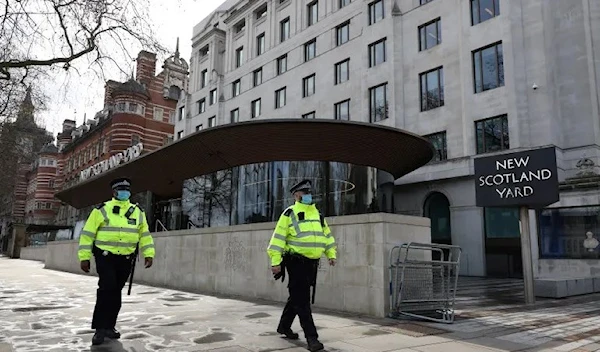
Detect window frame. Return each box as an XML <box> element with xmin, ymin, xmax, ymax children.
<box><xmin>253</xmin><ymin>67</ymin><xmax>263</xmax><ymax>87</ymax></box>
<box><xmin>302</xmin><ymin>74</ymin><xmax>316</xmax><ymax>98</ymax></box>
<box><xmin>368</xmin><ymin>0</ymin><xmax>384</xmax><ymax>25</ymax></box>
<box><xmin>334</xmin><ymin>99</ymin><xmax>351</xmax><ymax>120</ymax></box>
<box><xmin>230</xmin><ymin>108</ymin><xmax>239</xmax><ymax>123</ymax></box>
<box><xmin>201</xmin><ymin>69</ymin><xmax>208</xmax><ymax>88</ymax></box>
<box><xmin>232</xmin><ymin>79</ymin><xmax>241</xmax><ymax>97</ymax></box>
<box><xmin>208</xmin><ymin>116</ymin><xmax>216</xmax><ymax>127</ymax></box>
<box><xmin>276</xmin><ymin>54</ymin><xmax>288</xmax><ymax>75</ymax></box>
<box><xmin>235</xmin><ymin>46</ymin><xmax>244</xmax><ymax>68</ymax></box>
<box><xmin>198</xmin><ymin>98</ymin><xmax>206</xmax><ymax>114</ymax></box>
<box><xmin>369</xmin><ymin>82</ymin><xmax>388</xmax><ymax>123</ymax></box>
<box><xmin>472</xmin><ymin>41</ymin><xmax>504</xmax><ymax>93</ymax></box>
<box><xmin>251</xmin><ymin>98</ymin><xmax>262</xmax><ymax>118</ymax></box>
<box><xmin>256</xmin><ymin>33</ymin><xmax>266</xmax><ymax>56</ymax></box>
<box><xmin>307</xmin><ymin>1</ymin><xmax>318</xmax><ymax>26</ymax></box>
<box><xmin>275</xmin><ymin>87</ymin><xmax>287</xmax><ymax>108</ymax></box>
<box><xmin>304</xmin><ymin>38</ymin><xmax>317</xmax><ymax>62</ymax></box>
<box><xmin>418</xmin><ymin>17</ymin><xmax>441</xmax><ymax>51</ymax></box>
<box><xmin>336</xmin><ymin>21</ymin><xmax>350</xmax><ymax>46</ymax></box>
<box><xmin>209</xmin><ymin>89</ymin><xmax>217</xmax><ymax>105</ymax></box>
<box><xmin>368</xmin><ymin>37</ymin><xmax>386</xmax><ymax>67</ymax></box>
<box><xmin>475</xmin><ymin>114</ymin><xmax>510</xmax><ymax>154</ymax></box>
<box><xmin>280</xmin><ymin>17</ymin><xmax>290</xmax><ymax>42</ymax></box>
<box><xmin>302</xmin><ymin>111</ymin><xmax>316</xmax><ymax>119</ymax></box>
<box><xmin>419</xmin><ymin>66</ymin><xmax>445</xmax><ymax>112</ymax></box>
<box><xmin>339</xmin><ymin>0</ymin><xmax>351</xmax><ymax>9</ymax></box>
<box><xmin>424</xmin><ymin>131</ymin><xmax>448</xmax><ymax>162</ymax></box>
<box><xmin>471</xmin><ymin>0</ymin><xmax>500</xmax><ymax>25</ymax></box>
<box><xmin>334</xmin><ymin>58</ymin><xmax>350</xmax><ymax>85</ymax></box>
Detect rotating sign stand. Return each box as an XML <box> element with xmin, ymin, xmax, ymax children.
<box><xmin>474</xmin><ymin>146</ymin><xmax>559</xmax><ymax>305</ymax></box>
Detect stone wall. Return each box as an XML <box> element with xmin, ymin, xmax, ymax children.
<box><xmin>19</xmin><ymin>246</ymin><xmax>47</xmax><ymax>262</ymax></box>
<box><xmin>45</xmin><ymin>213</ymin><xmax>431</xmax><ymax>317</ymax></box>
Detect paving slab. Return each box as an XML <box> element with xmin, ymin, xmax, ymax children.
<box><xmin>3</xmin><ymin>258</ymin><xmax>600</xmax><ymax>352</ymax></box>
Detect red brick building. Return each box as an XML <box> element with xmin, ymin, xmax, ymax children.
<box><xmin>55</xmin><ymin>45</ymin><xmax>189</xmax><ymax>225</ymax></box>
<box><xmin>24</xmin><ymin>144</ymin><xmax>60</xmax><ymax>225</ymax></box>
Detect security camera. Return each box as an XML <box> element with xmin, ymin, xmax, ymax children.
<box><xmin>532</xmin><ymin>83</ymin><xmax>538</xmax><ymax>90</ymax></box>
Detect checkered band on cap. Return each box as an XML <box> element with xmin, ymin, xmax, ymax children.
<box><xmin>289</xmin><ymin>179</ymin><xmax>312</xmax><ymax>194</ymax></box>
<box><xmin>111</xmin><ymin>179</ymin><xmax>131</xmax><ymax>189</ymax></box>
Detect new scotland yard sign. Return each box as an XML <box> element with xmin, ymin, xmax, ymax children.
<box><xmin>474</xmin><ymin>146</ymin><xmax>559</xmax><ymax>207</ymax></box>
<box><xmin>79</xmin><ymin>143</ymin><xmax>144</xmax><ymax>181</ymax></box>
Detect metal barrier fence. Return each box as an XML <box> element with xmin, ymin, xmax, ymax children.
<box><xmin>388</xmin><ymin>242</ymin><xmax>462</xmax><ymax>324</ymax></box>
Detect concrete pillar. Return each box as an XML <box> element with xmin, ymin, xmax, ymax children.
<box><xmin>7</xmin><ymin>223</ymin><xmax>27</xmax><ymax>259</ymax></box>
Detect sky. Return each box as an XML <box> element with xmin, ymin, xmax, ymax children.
<box><xmin>36</xmin><ymin>0</ymin><xmax>226</xmax><ymax>137</ymax></box>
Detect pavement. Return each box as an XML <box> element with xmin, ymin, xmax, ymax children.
<box><xmin>2</xmin><ymin>258</ymin><xmax>600</xmax><ymax>352</ymax></box>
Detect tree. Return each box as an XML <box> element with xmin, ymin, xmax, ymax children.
<box><xmin>0</xmin><ymin>0</ymin><xmax>168</xmax><ymax>122</ymax></box>
<box><xmin>182</xmin><ymin>170</ymin><xmax>233</xmax><ymax>228</ymax></box>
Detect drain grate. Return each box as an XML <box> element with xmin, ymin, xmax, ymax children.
<box><xmin>383</xmin><ymin>323</ymin><xmax>449</xmax><ymax>337</ymax></box>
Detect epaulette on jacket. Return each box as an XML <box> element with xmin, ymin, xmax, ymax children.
<box><xmin>95</xmin><ymin>202</ymin><xmax>106</xmax><ymax>210</ymax></box>
<box><xmin>283</xmin><ymin>207</ymin><xmax>293</xmax><ymax>216</ymax></box>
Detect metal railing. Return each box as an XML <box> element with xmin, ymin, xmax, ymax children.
<box><xmin>154</xmin><ymin>220</ymin><xmax>168</xmax><ymax>232</ymax></box>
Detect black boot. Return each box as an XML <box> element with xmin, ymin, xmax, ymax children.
<box><xmin>92</xmin><ymin>330</ymin><xmax>105</xmax><ymax>345</ymax></box>
<box><xmin>104</xmin><ymin>328</ymin><xmax>121</xmax><ymax>339</ymax></box>
<box><xmin>307</xmin><ymin>338</ymin><xmax>324</xmax><ymax>352</ymax></box>
<box><xmin>277</xmin><ymin>328</ymin><xmax>299</xmax><ymax>340</ymax></box>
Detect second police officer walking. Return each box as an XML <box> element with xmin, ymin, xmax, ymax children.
<box><xmin>78</xmin><ymin>177</ymin><xmax>156</xmax><ymax>346</ymax></box>
<box><xmin>267</xmin><ymin>179</ymin><xmax>337</xmax><ymax>352</ymax></box>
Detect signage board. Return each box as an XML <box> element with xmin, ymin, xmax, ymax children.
<box><xmin>80</xmin><ymin>143</ymin><xmax>144</xmax><ymax>181</ymax></box>
<box><xmin>474</xmin><ymin>146</ymin><xmax>559</xmax><ymax>207</ymax></box>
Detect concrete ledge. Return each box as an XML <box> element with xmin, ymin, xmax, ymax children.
<box><xmin>19</xmin><ymin>246</ymin><xmax>47</xmax><ymax>262</ymax></box>
<box><xmin>534</xmin><ymin>277</ymin><xmax>600</xmax><ymax>298</ymax></box>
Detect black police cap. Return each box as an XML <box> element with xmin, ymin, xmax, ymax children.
<box><xmin>110</xmin><ymin>177</ymin><xmax>132</xmax><ymax>190</ymax></box>
<box><xmin>290</xmin><ymin>179</ymin><xmax>312</xmax><ymax>194</ymax></box>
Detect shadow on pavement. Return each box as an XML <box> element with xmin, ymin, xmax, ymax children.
<box><xmin>90</xmin><ymin>340</ymin><xmax>129</xmax><ymax>352</ymax></box>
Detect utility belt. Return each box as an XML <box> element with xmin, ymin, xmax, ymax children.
<box><xmin>274</xmin><ymin>252</ymin><xmax>320</xmax><ymax>304</ymax></box>
<box><xmin>92</xmin><ymin>244</ymin><xmax>134</xmax><ymax>259</ymax></box>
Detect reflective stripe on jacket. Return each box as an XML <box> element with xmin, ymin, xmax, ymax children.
<box><xmin>77</xmin><ymin>198</ymin><xmax>155</xmax><ymax>261</ymax></box>
<box><xmin>267</xmin><ymin>201</ymin><xmax>336</xmax><ymax>266</ymax></box>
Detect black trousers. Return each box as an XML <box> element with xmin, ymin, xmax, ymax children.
<box><xmin>277</xmin><ymin>254</ymin><xmax>319</xmax><ymax>340</ymax></box>
<box><xmin>91</xmin><ymin>246</ymin><xmax>133</xmax><ymax>330</ymax></box>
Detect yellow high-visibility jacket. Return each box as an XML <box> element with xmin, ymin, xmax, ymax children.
<box><xmin>267</xmin><ymin>201</ymin><xmax>336</xmax><ymax>266</ymax></box>
<box><xmin>78</xmin><ymin>198</ymin><xmax>155</xmax><ymax>261</ymax></box>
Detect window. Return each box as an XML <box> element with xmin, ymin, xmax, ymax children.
<box><xmin>368</xmin><ymin>0</ymin><xmax>384</xmax><ymax>25</ymax></box>
<box><xmin>275</xmin><ymin>87</ymin><xmax>287</xmax><ymax>108</ymax></box>
<box><xmin>425</xmin><ymin>131</ymin><xmax>447</xmax><ymax>161</ymax></box>
<box><xmin>256</xmin><ymin>4</ymin><xmax>268</xmax><ymax>19</ymax></box>
<box><xmin>178</xmin><ymin>106</ymin><xmax>185</xmax><ymax>120</ymax></box>
<box><xmin>419</xmin><ymin>18</ymin><xmax>441</xmax><ymax>51</ymax></box>
<box><xmin>473</xmin><ymin>42</ymin><xmax>504</xmax><ymax>93</ymax></box>
<box><xmin>471</xmin><ymin>0</ymin><xmax>500</xmax><ymax>25</ymax></box>
<box><xmin>208</xmin><ymin>116</ymin><xmax>216</xmax><ymax>127</ymax></box>
<box><xmin>230</xmin><ymin>108</ymin><xmax>239</xmax><ymax>123</ymax></box>
<box><xmin>196</xmin><ymin>124</ymin><xmax>203</xmax><ymax>132</ymax></box>
<box><xmin>369</xmin><ymin>83</ymin><xmax>388</xmax><ymax>122</ymax></box>
<box><xmin>280</xmin><ymin>17</ymin><xmax>290</xmax><ymax>42</ymax></box>
<box><xmin>201</xmin><ymin>69</ymin><xmax>208</xmax><ymax>88</ymax></box>
<box><xmin>302</xmin><ymin>111</ymin><xmax>316</xmax><ymax>119</ymax></box>
<box><xmin>197</xmin><ymin>98</ymin><xmax>206</xmax><ymax>114</ymax></box>
<box><xmin>334</xmin><ymin>59</ymin><xmax>350</xmax><ymax>84</ymax></box>
<box><xmin>334</xmin><ymin>99</ymin><xmax>350</xmax><ymax>120</ymax></box>
<box><xmin>368</xmin><ymin>38</ymin><xmax>386</xmax><ymax>67</ymax></box>
<box><xmin>210</xmin><ymin>89</ymin><xmax>217</xmax><ymax>105</ymax></box>
<box><xmin>539</xmin><ymin>206</ymin><xmax>600</xmax><ymax>259</ymax></box>
<box><xmin>253</xmin><ymin>68</ymin><xmax>263</xmax><ymax>86</ymax></box>
<box><xmin>129</xmin><ymin>103</ymin><xmax>138</xmax><ymax>112</ymax></box>
<box><xmin>177</xmin><ymin>130</ymin><xmax>183</xmax><ymax>139</ymax></box>
<box><xmin>153</xmin><ymin>107</ymin><xmax>164</xmax><ymax>120</ymax></box>
<box><xmin>475</xmin><ymin>114</ymin><xmax>509</xmax><ymax>154</ymax></box>
<box><xmin>420</xmin><ymin>0</ymin><xmax>434</xmax><ymax>4</ymax></box>
<box><xmin>131</xmin><ymin>134</ymin><xmax>140</xmax><ymax>146</ymax></box>
<box><xmin>252</xmin><ymin>98</ymin><xmax>262</xmax><ymax>118</ymax></box>
<box><xmin>235</xmin><ymin>46</ymin><xmax>244</xmax><ymax>68</ymax></box>
<box><xmin>302</xmin><ymin>74</ymin><xmax>316</xmax><ymax>98</ymax></box>
<box><xmin>304</xmin><ymin>39</ymin><xmax>316</xmax><ymax>62</ymax></box>
<box><xmin>336</xmin><ymin>21</ymin><xmax>350</xmax><ymax>46</ymax></box>
<box><xmin>234</xmin><ymin>19</ymin><xmax>246</xmax><ymax>33</ymax></box>
<box><xmin>256</xmin><ymin>33</ymin><xmax>265</xmax><ymax>56</ymax></box>
<box><xmin>200</xmin><ymin>45</ymin><xmax>209</xmax><ymax>57</ymax></box>
<box><xmin>48</xmin><ymin>180</ymin><xmax>55</xmax><ymax>189</ymax></box>
<box><xmin>420</xmin><ymin>67</ymin><xmax>444</xmax><ymax>111</ymax></box>
<box><xmin>232</xmin><ymin>79</ymin><xmax>241</xmax><ymax>97</ymax></box>
<box><xmin>277</xmin><ymin>54</ymin><xmax>287</xmax><ymax>75</ymax></box>
<box><xmin>307</xmin><ymin>1</ymin><xmax>318</xmax><ymax>26</ymax></box>
<box><xmin>339</xmin><ymin>0</ymin><xmax>351</xmax><ymax>8</ymax></box>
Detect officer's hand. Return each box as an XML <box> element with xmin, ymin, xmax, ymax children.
<box><xmin>144</xmin><ymin>257</ymin><xmax>153</xmax><ymax>268</ymax></box>
<box><xmin>271</xmin><ymin>265</ymin><xmax>281</xmax><ymax>274</ymax></box>
<box><xmin>80</xmin><ymin>260</ymin><xmax>90</xmax><ymax>273</ymax></box>
<box><xmin>328</xmin><ymin>259</ymin><xmax>336</xmax><ymax>266</ymax></box>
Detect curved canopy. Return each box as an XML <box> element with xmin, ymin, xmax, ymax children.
<box><xmin>56</xmin><ymin>119</ymin><xmax>434</xmax><ymax>209</ymax></box>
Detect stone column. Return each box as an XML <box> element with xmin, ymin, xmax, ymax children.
<box><xmin>8</xmin><ymin>223</ymin><xmax>27</xmax><ymax>259</ymax></box>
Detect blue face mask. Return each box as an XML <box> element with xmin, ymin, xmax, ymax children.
<box><xmin>116</xmin><ymin>190</ymin><xmax>131</xmax><ymax>201</ymax></box>
<box><xmin>300</xmin><ymin>194</ymin><xmax>313</xmax><ymax>204</ymax></box>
